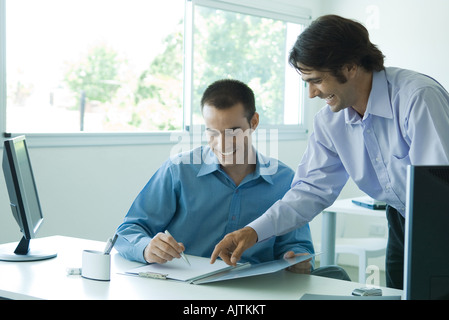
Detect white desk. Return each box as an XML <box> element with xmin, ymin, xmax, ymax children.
<box><xmin>321</xmin><ymin>197</ymin><xmax>386</xmax><ymax>266</ymax></box>
<box><xmin>0</xmin><ymin>236</ymin><xmax>401</xmax><ymax>300</ymax></box>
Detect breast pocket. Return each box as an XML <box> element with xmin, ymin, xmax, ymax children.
<box><xmin>388</xmin><ymin>153</ymin><xmax>410</xmax><ymax>199</ymax></box>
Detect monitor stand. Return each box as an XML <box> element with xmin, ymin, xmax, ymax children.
<box><xmin>0</xmin><ymin>236</ymin><xmax>57</xmax><ymax>262</ymax></box>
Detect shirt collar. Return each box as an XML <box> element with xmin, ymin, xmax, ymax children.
<box><xmin>197</xmin><ymin>146</ymin><xmax>274</xmax><ymax>185</ymax></box>
<box><xmin>255</xmin><ymin>152</ymin><xmax>274</xmax><ymax>185</ymax></box>
<box><xmin>345</xmin><ymin>69</ymin><xmax>393</xmax><ymax>124</ymax></box>
<box><xmin>196</xmin><ymin>147</ymin><xmax>220</xmax><ymax>177</ymax></box>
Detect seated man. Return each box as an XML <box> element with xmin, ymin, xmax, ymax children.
<box><xmin>115</xmin><ymin>79</ymin><xmax>349</xmax><ymax>279</ymax></box>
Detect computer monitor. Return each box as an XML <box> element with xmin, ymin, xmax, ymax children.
<box><xmin>404</xmin><ymin>165</ymin><xmax>449</xmax><ymax>300</ymax></box>
<box><xmin>0</xmin><ymin>135</ymin><xmax>57</xmax><ymax>261</ymax></box>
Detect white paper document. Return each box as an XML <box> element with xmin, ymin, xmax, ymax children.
<box><xmin>125</xmin><ymin>253</ymin><xmax>317</xmax><ymax>284</ymax></box>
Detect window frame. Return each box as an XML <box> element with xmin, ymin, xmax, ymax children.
<box><xmin>0</xmin><ymin>0</ymin><xmax>311</xmax><ymax>147</ymax></box>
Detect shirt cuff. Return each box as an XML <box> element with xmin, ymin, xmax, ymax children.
<box><xmin>132</xmin><ymin>236</ymin><xmax>152</xmax><ymax>264</ymax></box>
<box><xmin>247</xmin><ymin>214</ymin><xmax>275</xmax><ymax>243</ymax></box>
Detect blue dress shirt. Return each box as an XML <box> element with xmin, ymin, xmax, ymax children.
<box><xmin>249</xmin><ymin>67</ymin><xmax>449</xmax><ymax>242</ymax></box>
<box><xmin>115</xmin><ymin>146</ymin><xmax>314</xmax><ymax>264</ymax></box>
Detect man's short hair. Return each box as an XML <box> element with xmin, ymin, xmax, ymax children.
<box><xmin>201</xmin><ymin>79</ymin><xmax>256</xmax><ymax>123</ymax></box>
<box><xmin>289</xmin><ymin>15</ymin><xmax>385</xmax><ymax>83</ymax></box>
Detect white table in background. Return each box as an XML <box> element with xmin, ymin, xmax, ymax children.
<box><xmin>320</xmin><ymin>197</ymin><xmax>387</xmax><ymax>266</ymax></box>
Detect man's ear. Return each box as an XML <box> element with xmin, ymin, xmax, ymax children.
<box><xmin>343</xmin><ymin>63</ymin><xmax>358</xmax><ymax>80</ymax></box>
<box><xmin>250</xmin><ymin>112</ymin><xmax>259</xmax><ymax>130</ymax></box>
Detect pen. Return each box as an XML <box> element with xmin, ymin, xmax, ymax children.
<box><xmin>165</xmin><ymin>230</ymin><xmax>191</xmax><ymax>266</ymax></box>
<box><xmin>103</xmin><ymin>233</ymin><xmax>118</xmax><ymax>255</ymax></box>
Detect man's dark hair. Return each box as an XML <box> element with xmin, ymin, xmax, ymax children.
<box><xmin>201</xmin><ymin>79</ymin><xmax>256</xmax><ymax>124</ymax></box>
<box><xmin>289</xmin><ymin>15</ymin><xmax>385</xmax><ymax>83</ymax></box>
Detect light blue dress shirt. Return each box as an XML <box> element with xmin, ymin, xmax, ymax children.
<box><xmin>115</xmin><ymin>146</ymin><xmax>314</xmax><ymax>264</ymax></box>
<box><xmin>249</xmin><ymin>67</ymin><xmax>449</xmax><ymax>242</ymax></box>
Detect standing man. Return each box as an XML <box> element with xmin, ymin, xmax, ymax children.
<box><xmin>211</xmin><ymin>15</ymin><xmax>449</xmax><ymax>289</ymax></box>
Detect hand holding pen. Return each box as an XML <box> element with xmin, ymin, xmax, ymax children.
<box><xmin>164</xmin><ymin>230</ymin><xmax>190</xmax><ymax>266</ymax></box>
<box><xmin>143</xmin><ymin>230</ymin><xmax>190</xmax><ymax>266</ymax></box>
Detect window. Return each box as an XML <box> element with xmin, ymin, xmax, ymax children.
<box><xmin>0</xmin><ymin>0</ymin><xmax>311</xmax><ymax>145</ymax></box>
<box><xmin>186</xmin><ymin>0</ymin><xmax>310</xmax><ymax>129</ymax></box>
<box><xmin>3</xmin><ymin>0</ymin><xmax>184</xmax><ymax>134</ymax></box>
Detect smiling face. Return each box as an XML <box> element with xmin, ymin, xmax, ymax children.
<box><xmin>202</xmin><ymin>102</ymin><xmax>259</xmax><ymax>168</ymax></box>
<box><xmin>299</xmin><ymin>63</ymin><xmax>362</xmax><ymax>114</ymax></box>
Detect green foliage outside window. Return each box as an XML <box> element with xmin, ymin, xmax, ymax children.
<box><xmin>62</xmin><ymin>7</ymin><xmax>290</xmax><ymax>131</ymax></box>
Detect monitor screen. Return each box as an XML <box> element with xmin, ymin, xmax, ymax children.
<box><xmin>404</xmin><ymin>165</ymin><xmax>449</xmax><ymax>300</ymax></box>
<box><xmin>1</xmin><ymin>135</ymin><xmax>56</xmax><ymax>261</ymax></box>
<box><xmin>3</xmin><ymin>136</ymin><xmax>43</xmax><ymax>238</ymax></box>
